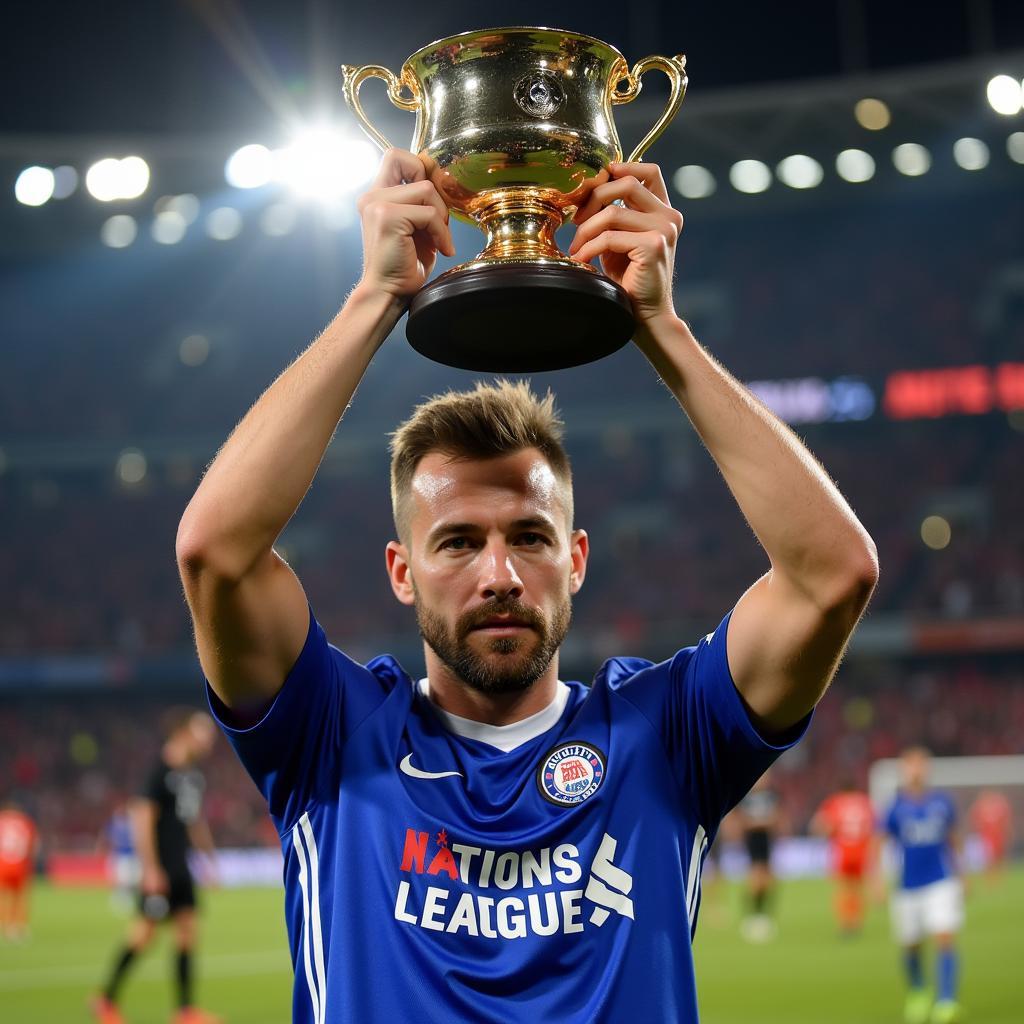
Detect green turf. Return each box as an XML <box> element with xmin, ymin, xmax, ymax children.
<box><xmin>1</xmin><ymin>870</ymin><xmax>1020</xmax><ymax>1022</ymax></box>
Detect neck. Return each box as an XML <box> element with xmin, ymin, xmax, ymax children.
<box><xmin>422</xmin><ymin>647</ymin><xmax>560</xmax><ymax>726</ymax></box>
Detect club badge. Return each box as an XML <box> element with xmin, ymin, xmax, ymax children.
<box><xmin>537</xmin><ymin>741</ymin><xmax>606</xmax><ymax>806</ymax></box>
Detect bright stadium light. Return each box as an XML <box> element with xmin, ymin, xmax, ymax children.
<box><xmin>52</xmin><ymin>165</ymin><xmax>79</xmax><ymax>199</ymax></box>
<box><xmin>1005</xmin><ymin>131</ymin><xmax>1024</xmax><ymax>164</ymax></box>
<box><xmin>986</xmin><ymin>74</ymin><xmax>1023</xmax><ymax>116</ymax></box>
<box><xmin>854</xmin><ymin>98</ymin><xmax>890</xmax><ymax>130</ymax></box>
<box><xmin>205</xmin><ymin>206</ymin><xmax>243</xmax><ymax>241</ymax></box>
<box><xmin>225</xmin><ymin>143</ymin><xmax>275</xmax><ymax>189</ymax></box>
<box><xmin>729</xmin><ymin>159</ymin><xmax>771</xmax><ymax>194</ymax></box>
<box><xmin>835</xmin><ymin>149</ymin><xmax>875</xmax><ymax>183</ymax></box>
<box><xmin>152</xmin><ymin>210</ymin><xmax>187</xmax><ymax>245</ymax></box>
<box><xmin>776</xmin><ymin>154</ymin><xmax>823</xmax><ymax>189</ymax></box>
<box><xmin>673</xmin><ymin>165</ymin><xmax>716</xmax><ymax>199</ymax></box>
<box><xmin>86</xmin><ymin>156</ymin><xmax>150</xmax><ymax>201</ymax></box>
<box><xmin>921</xmin><ymin>515</ymin><xmax>951</xmax><ymax>551</ymax></box>
<box><xmin>952</xmin><ymin>137</ymin><xmax>989</xmax><ymax>171</ymax></box>
<box><xmin>116</xmin><ymin>448</ymin><xmax>147</xmax><ymax>486</ymax></box>
<box><xmin>892</xmin><ymin>143</ymin><xmax>931</xmax><ymax>177</ymax></box>
<box><xmin>14</xmin><ymin>165</ymin><xmax>56</xmax><ymax>207</ymax></box>
<box><xmin>277</xmin><ymin>127</ymin><xmax>379</xmax><ymax>200</ymax></box>
<box><xmin>100</xmin><ymin>214</ymin><xmax>138</xmax><ymax>248</ymax></box>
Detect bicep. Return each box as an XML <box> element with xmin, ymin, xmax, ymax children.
<box><xmin>727</xmin><ymin>570</ymin><xmax>862</xmax><ymax>733</ymax></box>
<box><xmin>181</xmin><ymin>550</ymin><xmax>310</xmax><ymax>714</ymax></box>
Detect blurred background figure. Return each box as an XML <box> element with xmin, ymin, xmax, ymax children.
<box><xmin>91</xmin><ymin>710</ymin><xmax>221</xmax><ymax>1024</ymax></box>
<box><xmin>0</xmin><ymin>800</ymin><xmax>39</xmax><ymax>941</ymax></box>
<box><xmin>812</xmin><ymin>777</ymin><xmax>877</xmax><ymax>937</ymax></box>
<box><xmin>969</xmin><ymin>787</ymin><xmax>1013</xmax><ymax>883</ymax></box>
<box><xmin>735</xmin><ymin>769</ymin><xmax>783</xmax><ymax>942</ymax></box>
<box><xmin>96</xmin><ymin>798</ymin><xmax>140</xmax><ymax>913</ymax></box>
<box><xmin>882</xmin><ymin>747</ymin><xmax>964</xmax><ymax>1024</ymax></box>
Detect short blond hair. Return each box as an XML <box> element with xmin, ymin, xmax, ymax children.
<box><xmin>389</xmin><ymin>380</ymin><xmax>573</xmax><ymax>540</ymax></box>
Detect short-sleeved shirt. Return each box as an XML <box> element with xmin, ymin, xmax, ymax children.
<box><xmin>210</xmin><ymin>608</ymin><xmax>808</xmax><ymax>1024</ymax></box>
<box><xmin>737</xmin><ymin>786</ymin><xmax>780</xmax><ymax>834</ymax></box>
<box><xmin>142</xmin><ymin>757</ymin><xmax>204</xmax><ymax>876</ymax></box>
<box><xmin>0</xmin><ymin>810</ymin><xmax>36</xmax><ymax>869</ymax></box>
<box><xmin>884</xmin><ymin>790</ymin><xmax>957</xmax><ymax>890</ymax></box>
<box><xmin>817</xmin><ymin>791</ymin><xmax>875</xmax><ymax>853</ymax></box>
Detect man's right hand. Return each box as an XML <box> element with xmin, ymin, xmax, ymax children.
<box><xmin>355</xmin><ymin>148</ymin><xmax>455</xmax><ymax>303</ymax></box>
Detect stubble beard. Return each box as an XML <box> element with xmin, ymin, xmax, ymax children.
<box><xmin>415</xmin><ymin>594</ymin><xmax>572</xmax><ymax>696</ymax></box>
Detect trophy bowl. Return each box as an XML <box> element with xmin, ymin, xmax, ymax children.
<box><xmin>342</xmin><ymin>27</ymin><xmax>687</xmax><ymax>372</ymax></box>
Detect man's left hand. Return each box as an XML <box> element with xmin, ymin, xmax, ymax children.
<box><xmin>568</xmin><ymin>162</ymin><xmax>683</xmax><ymax>326</ymax></box>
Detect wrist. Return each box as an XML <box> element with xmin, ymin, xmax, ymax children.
<box><xmin>346</xmin><ymin>281</ymin><xmax>408</xmax><ymax>331</ymax></box>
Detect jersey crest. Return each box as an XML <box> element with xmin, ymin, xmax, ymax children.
<box><xmin>537</xmin><ymin>741</ymin><xmax>606</xmax><ymax>806</ymax></box>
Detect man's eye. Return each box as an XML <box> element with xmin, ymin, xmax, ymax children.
<box><xmin>441</xmin><ymin>537</ymin><xmax>470</xmax><ymax>550</ymax></box>
<box><xmin>518</xmin><ymin>532</ymin><xmax>547</xmax><ymax>546</ymax></box>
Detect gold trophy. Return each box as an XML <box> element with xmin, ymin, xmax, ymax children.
<box><xmin>342</xmin><ymin>27</ymin><xmax>687</xmax><ymax>371</ymax></box>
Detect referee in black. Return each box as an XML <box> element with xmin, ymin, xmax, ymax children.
<box><xmin>737</xmin><ymin>768</ymin><xmax>783</xmax><ymax>943</ymax></box>
<box><xmin>91</xmin><ymin>709</ymin><xmax>222</xmax><ymax>1024</ymax></box>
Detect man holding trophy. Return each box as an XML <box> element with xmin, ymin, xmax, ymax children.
<box><xmin>176</xmin><ymin>27</ymin><xmax>878</xmax><ymax>1024</ymax></box>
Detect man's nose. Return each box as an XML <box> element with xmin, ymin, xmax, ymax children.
<box><xmin>479</xmin><ymin>541</ymin><xmax>524</xmax><ymax>601</ymax></box>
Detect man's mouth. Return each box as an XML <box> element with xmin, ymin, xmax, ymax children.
<box><xmin>470</xmin><ymin>616</ymin><xmax>533</xmax><ymax>633</ymax></box>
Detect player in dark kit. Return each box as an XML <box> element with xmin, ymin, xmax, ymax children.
<box><xmin>176</xmin><ymin>149</ymin><xmax>879</xmax><ymax>1022</ymax></box>
<box><xmin>91</xmin><ymin>710</ymin><xmax>221</xmax><ymax>1024</ymax></box>
<box><xmin>736</xmin><ymin>769</ymin><xmax>782</xmax><ymax>942</ymax></box>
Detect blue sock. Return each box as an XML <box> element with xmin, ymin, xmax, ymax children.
<box><xmin>903</xmin><ymin>949</ymin><xmax>925</xmax><ymax>990</ymax></box>
<box><xmin>937</xmin><ymin>948</ymin><xmax>959</xmax><ymax>1001</ymax></box>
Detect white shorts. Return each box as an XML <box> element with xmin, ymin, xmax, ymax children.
<box><xmin>890</xmin><ymin>878</ymin><xmax>964</xmax><ymax>945</ymax></box>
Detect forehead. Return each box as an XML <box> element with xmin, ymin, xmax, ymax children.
<box><xmin>409</xmin><ymin>448</ymin><xmax>566</xmax><ymax>531</ymax></box>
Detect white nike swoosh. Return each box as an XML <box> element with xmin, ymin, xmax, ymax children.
<box><xmin>399</xmin><ymin>754</ymin><xmax>464</xmax><ymax>780</ymax></box>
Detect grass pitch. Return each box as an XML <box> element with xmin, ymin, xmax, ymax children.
<box><xmin>1</xmin><ymin>869</ymin><xmax>1019</xmax><ymax>1022</ymax></box>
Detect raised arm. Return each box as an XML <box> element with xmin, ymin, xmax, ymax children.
<box><xmin>570</xmin><ymin>162</ymin><xmax>878</xmax><ymax>734</ymax></box>
<box><xmin>176</xmin><ymin>149</ymin><xmax>454</xmax><ymax>715</ymax></box>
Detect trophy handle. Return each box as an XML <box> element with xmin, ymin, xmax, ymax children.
<box><xmin>340</xmin><ymin>63</ymin><xmax>420</xmax><ymax>153</ymax></box>
<box><xmin>611</xmin><ymin>54</ymin><xmax>688</xmax><ymax>163</ymax></box>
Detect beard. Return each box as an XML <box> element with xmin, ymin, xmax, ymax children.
<box><xmin>415</xmin><ymin>592</ymin><xmax>572</xmax><ymax>696</ymax></box>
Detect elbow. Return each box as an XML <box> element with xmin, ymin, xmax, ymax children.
<box><xmin>175</xmin><ymin>512</ymin><xmax>245</xmax><ymax>588</ymax></box>
<box><xmin>828</xmin><ymin>532</ymin><xmax>880</xmax><ymax>621</ymax></box>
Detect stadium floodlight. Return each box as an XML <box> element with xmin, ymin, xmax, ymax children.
<box><xmin>179</xmin><ymin>334</ymin><xmax>210</xmax><ymax>367</ymax></box>
<box><xmin>52</xmin><ymin>165</ymin><xmax>78</xmax><ymax>200</ymax></box>
<box><xmin>151</xmin><ymin>210</ymin><xmax>188</xmax><ymax>245</ymax></box>
<box><xmin>205</xmin><ymin>206</ymin><xmax>243</xmax><ymax>241</ymax></box>
<box><xmin>225</xmin><ymin>143</ymin><xmax>275</xmax><ymax>189</ymax></box>
<box><xmin>728</xmin><ymin>159</ymin><xmax>771</xmax><ymax>194</ymax></box>
<box><xmin>986</xmin><ymin>74</ymin><xmax>1023</xmax><ymax>116</ymax></box>
<box><xmin>835</xmin><ymin>149</ymin><xmax>875</xmax><ymax>183</ymax></box>
<box><xmin>673</xmin><ymin>165</ymin><xmax>716</xmax><ymax>199</ymax></box>
<box><xmin>85</xmin><ymin>156</ymin><xmax>150</xmax><ymax>201</ymax></box>
<box><xmin>892</xmin><ymin>143</ymin><xmax>931</xmax><ymax>177</ymax></box>
<box><xmin>776</xmin><ymin>154</ymin><xmax>823</xmax><ymax>189</ymax></box>
<box><xmin>100</xmin><ymin>214</ymin><xmax>138</xmax><ymax>248</ymax></box>
<box><xmin>920</xmin><ymin>514</ymin><xmax>951</xmax><ymax>550</ymax></box>
<box><xmin>1006</xmin><ymin>131</ymin><xmax>1024</xmax><ymax>165</ymax></box>
<box><xmin>854</xmin><ymin>97</ymin><xmax>891</xmax><ymax>130</ymax></box>
<box><xmin>952</xmin><ymin>137</ymin><xmax>989</xmax><ymax>171</ymax></box>
<box><xmin>14</xmin><ymin>165</ymin><xmax>56</xmax><ymax>207</ymax></box>
<box><xmin>115</xmin><ymin>448</ymin><xmax>147</xmax><ymax>486</ymax></box>
<box><xmin>277</xmin><ymin>127</ymin><xmax>379</xmax><ymax>201</ymax></box>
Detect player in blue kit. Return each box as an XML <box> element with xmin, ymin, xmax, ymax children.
<box><xmin>176</xmin><ymin>148</ymin><xmax>879</xmax><ymax>1022</ymax></box>
<box><xmin>882</xmin><ymin>747</ymin><xmax>965</xmax><ymax>1024</ymax></box>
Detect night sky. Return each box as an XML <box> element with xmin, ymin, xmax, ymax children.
<box><xmin>3</xmin><ymin>0</ymin><xmax>1023</xmax><ymax>135</ymax></box>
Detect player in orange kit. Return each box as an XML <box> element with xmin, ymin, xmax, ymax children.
<box><xmin>812</xmin><ymin>779</ymin><xmax>876</xmax><ymax>936</ymax></box>
<box><xmin>969</xmin><ymin>790</ymin><xmax>1012</xmax><ymax>883</ymax></box>
<box><xmin>0</xmin><ymin>800</ymin><xmax>39</xmax><ymax>941</ymax></box>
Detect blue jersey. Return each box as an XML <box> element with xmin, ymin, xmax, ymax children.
<box><xmin>885</xmin><ymin>791</ymin><xmax>957</xmax><ymax>889</ymax></box>
<box><xmin>210</xmin><ymin>607</ymin><xmax>807</xmax><ymax>1024</ymax></box>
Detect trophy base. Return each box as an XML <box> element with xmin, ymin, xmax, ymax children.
<box><xmin>405</xmin><ymin>264</ymin><xmax>635</xmax><ymax>372</ymax></box>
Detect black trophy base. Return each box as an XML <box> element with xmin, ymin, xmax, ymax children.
<box><xmin>406</xmin><ymin>263</ymin><xmax>635</xmax><ymax>373</ymax></box>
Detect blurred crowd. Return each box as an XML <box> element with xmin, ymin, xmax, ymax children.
<box><xmin>1</xmin><ymin>654</ymin><xmax>1021</xmax><ymax>856</ymax></box>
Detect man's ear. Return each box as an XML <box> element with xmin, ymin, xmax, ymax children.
<box><xmin>386</xmin><ymin>541</ymin><xmax>416</xmax><ymax>606</ymax></box>
<box><xmin>569</xmin><ymin>528</ymin><xmax>589</xmax><ymax>595</ymax></box>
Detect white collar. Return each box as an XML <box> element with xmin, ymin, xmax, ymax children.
<box><xmin>416</xmin><ymin>677</ymin><xmax>570</xmax><ymax>753</ymax></box>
